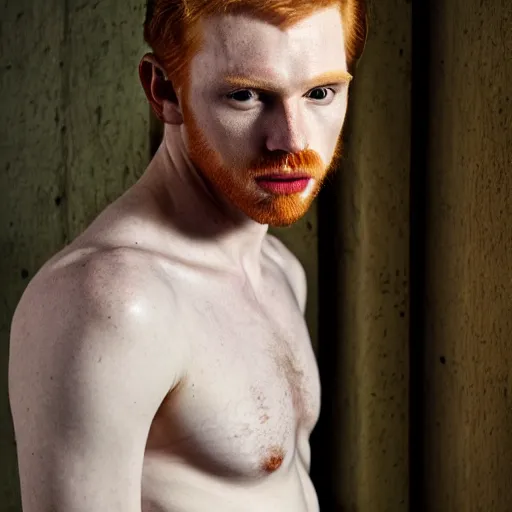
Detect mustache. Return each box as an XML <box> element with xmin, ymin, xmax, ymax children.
<box><xmin>249</xmin><ymin>148</ymin><xmax>324</xmax><ymax>175</ymax></box>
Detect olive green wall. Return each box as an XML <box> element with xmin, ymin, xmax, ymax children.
<box><xmin>0</xmin><ymin>2</ymin><xmax>150</xmax><ymax>509</ymax></box>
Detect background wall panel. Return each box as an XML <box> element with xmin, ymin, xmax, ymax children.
<box><xmin>1</xmin><ymin>3</ymin><xmax>67</xmax><ymax>509</ymax></box>
<box><xmin>0</xmin><ymin>2</ymin><xmax>149</xmax><ymax>509</ymax></box>
<box><xmin>64</xmin><ymin>0</ymin><xmax>148</xmax><ymax>236</ymax></box>
<box><xmin>311</xmin><ymin>0</ymin><xmax>411</xmax><ymax>510</ymax></box>
<box><xmin>424</xmin><ymin>1</ymin><xmax>512</xmax><ymax>510</ymax></box>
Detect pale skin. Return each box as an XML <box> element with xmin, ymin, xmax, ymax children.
<box><xmin>9</xmin><ymin>6</ymin><xmax>350</xmax><ymax>512</ymax></box>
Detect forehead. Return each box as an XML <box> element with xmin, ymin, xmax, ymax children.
<box><xmin>190</xmin><ymin>6</ymin><xmax>347</xmax><ymax>89</ymax></box>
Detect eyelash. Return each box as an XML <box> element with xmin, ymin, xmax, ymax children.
<box><xmin>226</xmin><ymin>87</ymin><xmax>338</xmax><ymax>104</ymax></box>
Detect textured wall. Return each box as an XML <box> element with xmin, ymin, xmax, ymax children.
<box><xmin>310</xmin><ymin>0</ymin><xmax>412</xmax><ymax>509</ymax></box>
<box><xmin>424</xmin><ymin>0</ymin><xmax>512</xmax><ymax>509</ymax></box>
<box><xmin>0</xmin><ymin>1</ymin><xmax>149</xmax><ymax>509</ymax></box>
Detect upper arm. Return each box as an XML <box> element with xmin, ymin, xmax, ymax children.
<box><xmin>8</xmin><ymin>250</ymin><xmax>185</xmax><ymax>512</ymax></box>
<box><xmin>265</xmin><ymin>235</ymin><xmax>307</xmax><ymax>315</ymax></box>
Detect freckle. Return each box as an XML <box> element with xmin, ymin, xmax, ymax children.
<box><xmin>260</xmin><ymin>413</ymin><xmax>269</xmax><ymax>424</ymax></box>
<box><xmin>261</xmin><ymin>446</ymin><xmax>285</xmax><ymax>472</ymax></box>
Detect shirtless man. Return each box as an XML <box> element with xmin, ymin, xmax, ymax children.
<box><xmin>9</xmin><ymin>1</ymin><xmax>366</xmax><ymax>510</ymax></box>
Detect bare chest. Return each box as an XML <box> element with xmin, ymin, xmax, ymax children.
<box><xmin>146</xmin><ymin>276</ymin><xmax>321</xmax><ymax>479</ymax></box>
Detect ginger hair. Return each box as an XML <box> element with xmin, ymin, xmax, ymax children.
<box><xmin>144</xmin><ymin>0</ymin><xmax>367</xmax><ymax>89</ymax></box>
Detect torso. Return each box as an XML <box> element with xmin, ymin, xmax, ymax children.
<box><xmin>44</xmin><ymin>183</ymin><xmax>321</xmax><ymax>512</ymax></box>
<box><xmin>142</xmin><ymin>244</ymin><xmax>321</xmax><ymax>512</ymax></box>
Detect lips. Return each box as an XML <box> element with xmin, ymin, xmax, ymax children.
<box><xmin>255</xmin><ymin>174</ymin><xmax>311</xmax><ymax>195</ymax></box>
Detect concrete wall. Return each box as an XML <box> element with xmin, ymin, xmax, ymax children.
<box><xmin>0</xmin><ymin>1</ymin><xmax>149</xmax><ymax>509</ymax></box>
<box><xmin>310</xmin><ymin>0</ymin><xmax>412</xmax><ymax>509</ymax></box>
<box><xmin>423</xmin><ymin>0</ymin><xmax>512</xmax><ymax>509</ymax></box>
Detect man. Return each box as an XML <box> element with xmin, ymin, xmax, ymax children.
<box><xmin>9</xmin><ymin>0</ymin><xmax>366</xmax><ymax>510</ymax></box>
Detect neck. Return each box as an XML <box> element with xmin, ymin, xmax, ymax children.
<box><xmin>138</xmin><ymin>124</ymin><xmax>269</xmax><ymax>275</ymax></box>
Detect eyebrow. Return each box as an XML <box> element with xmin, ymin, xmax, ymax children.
<box><xmin>222</xmin><ymin>70</ymin><xmax>353</xmax><ymax>93</ymax></box>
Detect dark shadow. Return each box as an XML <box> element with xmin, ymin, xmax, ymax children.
<box><xmin>310</xmin><ymin>165</ymin><xmax>343</xmax><ymax>510</ymax></box>
<box><xmin>310</xmin><ymin>98</ymin><xmax>357</xmax><ymax>509</ymax></box>
<box><xmin>149</xmin><ymin>108</ymin><xmax>164</xmax><ymax>159</ymax></box>
<box><xmin>409</xmin><ymin>0</ymin><xmax>430</xmax><ymax>509</ymax></box>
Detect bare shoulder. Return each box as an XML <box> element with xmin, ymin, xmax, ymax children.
<box><xmin>13</xmin><ymin>244</ymin><xmax>183</xmax><ymax>348</ymax></box>
<box><xmin>10</xmin><ymin>244</ymin><xmax>189</xmax><ymax>404</ymax></box>
<box><xmin>264</xmin><ymin>234</ymin><xmax>307</xmax><ymax>314</ymax></box>
<box><xmin>8</xmin><ymin>246</ymin><xmax>187</xmax><ymax>510</ymax></box>
<box><xmin>17</xmin><ymin>245</ymin><xmax>157</xmax><ymax>313</ymax></box>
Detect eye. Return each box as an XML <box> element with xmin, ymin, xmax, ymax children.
<box><xmin>224</xmin><ymin>87</ymin><xmax>338</xmax><ymax>107</ymax></box>
<box><xmin>226</xmin><ymin>89</ymin><xmax>259</xmax><ymax>103</ymax></box>
<box><xmin>306</xmin><ymin>87</ymin><xmax>337</xmax><ymax>103</ymax></box>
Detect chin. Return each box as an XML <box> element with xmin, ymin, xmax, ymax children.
<box><xmin>241</xmin><ymin>196</ymin><xmax>316</xmax><ymax>227</ymax></box>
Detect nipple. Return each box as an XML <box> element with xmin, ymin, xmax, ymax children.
<box><xmin>261</xmin><ymin>446</ymin><xmax>285</xmax><ymax>473</ymax></box>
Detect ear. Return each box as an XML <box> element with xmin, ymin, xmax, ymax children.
<box><xmin>139</xmin><ymin>53</ymin><xmax>184</xmax><ymax>125</ymax></box>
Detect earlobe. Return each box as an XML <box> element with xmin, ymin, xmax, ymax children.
<box><xmin>139</xmin><ymin>53</ymin><xmax>184</xmax><ymax>125</ymax></box>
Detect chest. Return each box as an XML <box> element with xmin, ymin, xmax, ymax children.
<box><xmin>148</xmin><ymin>278</ymin><xmax>321</xmax><ymax>479</ymax></box>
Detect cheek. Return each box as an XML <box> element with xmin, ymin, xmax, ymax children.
<box><xmin>184</xmin><ymin>98</ymin><xmax>223</xmax><ymax>151</ymax></box>
<box><xmin>307</xmin><ymin>104</ymin><xmax>347</xmax><ymax>161</ymax></box>
<box><xmin>206</xmin><ymin>108</ymin><xmax>260</xmax><ymax>164</ymax></box>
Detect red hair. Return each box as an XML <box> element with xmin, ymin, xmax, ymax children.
<box><xmin>144</xmin><ymin>0</ymin><xmax>367</xmax><ymax>88</ymax></box>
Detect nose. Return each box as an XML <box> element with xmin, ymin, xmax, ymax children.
<box><xmin>265</xmin><ymin>100</ymin><xmax>308</xmax><ymax>154</ymax></box>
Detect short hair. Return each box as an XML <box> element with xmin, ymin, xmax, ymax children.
<box><xmin>144</xmin><ymin>0</ymin><xmax>367</xmax><ymax>88</ymax></box>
